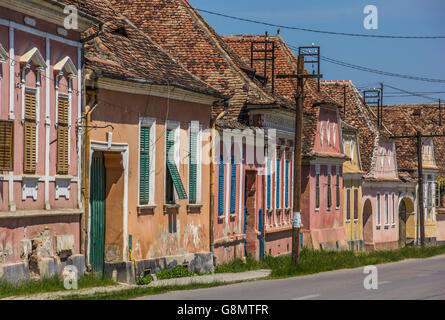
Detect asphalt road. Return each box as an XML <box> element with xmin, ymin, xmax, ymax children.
<box><xmin>136</xmin><ymin>254</ymin><xmax>445</xmax><ymax>300</ymax></box>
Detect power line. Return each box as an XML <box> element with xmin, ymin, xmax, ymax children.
<box><xmin>319</xmin><ymin>55</ymin><xmax>445</xmax><ymax>83</ymax></box>
<box><xmin>196</xmin><ymin>7</ymin><xmax>445</xmax><ymax>39</ymax></box>
<box><xmin>384</xmin><ymin>84</ymin><xmax>441</xmax><ymax>102</ymax></box>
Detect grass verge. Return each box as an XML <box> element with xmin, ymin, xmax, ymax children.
<box><xmin>215</xmin><ymin>245</ymin><xmax>445</xmax><ymax>278</ymax></box>
<box><xmin>0</xmin><ymin>274</ymin><xmax>117</xmax><ymax>299</ymax></box>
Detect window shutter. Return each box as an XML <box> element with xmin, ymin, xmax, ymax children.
<box><xmin>139</xmin><ymin>126</ymin><xmax>150</xmax><ymax>205</ymax></box>
<box><xmin>56</xmin><ymin>125</ymin><xmax>69</xmax><ymax>174</ymax></box>
<box><xmin>189</xmin><ymin>130</ymin><xmax>197</xmax><ymax>204</ymax></box>
<box><xmin>230</xmin><ymin>156</ymin><xmax>236</xmax><ymax>213</ymax></box>
<box><xmin>346</xmin><ymin>189</ymin><xmax>351</xmax><ymax>221</ymax></box>
<box><xmin>267</xmin><ymin>159</ymin><xmax>271</xmax><ymax>210</ymax></box>
<box><xmin>315</xmin><ymin>174</ymin><xmax>320</xmax><ymax>209</ymax></box>
<box><xmin>57</xmin><ymin>98</ymin><xmax>69</xmax><ymax>175</ymax></box>
<box><xmin>24</xmin><ymin>92</ymin><xmax>37</xmax><ymax>173</ymax></box>
<box><xmin>166</xmin><ymin>129</ymin><xmax>187</xmax><ymax>199</ymax></box>
<box><xmin>218</xmin><ymin>155</ymin><xmax>224</xmax><ymax>215</ymax></box>
<box><xmin>354</xmin><ymin>188</ymin><xmax>358</xmax><ymax>220</ymax></box>
<box><xmin>0</xmin><ymin>120</ymin><xmax>14</xmax><ymax>171</ymax></box>
<box><xmin>285</xmin><ymin>159</ymin><xmax>289</xmax><ymax>207</ymax></box>
<box><xmin>276</xmin><ymin>157</ymin><xmax>280</xmax><ymax>208</ymax></box>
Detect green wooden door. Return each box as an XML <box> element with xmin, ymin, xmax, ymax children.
<box><xmin>90</xmin><ymin>152</ymin><xmax>106</xmax><ymax>274</ymax></box>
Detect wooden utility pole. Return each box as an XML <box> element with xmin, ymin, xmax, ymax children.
<box><xmin>417</xmin><ymin>131</ymin><xmax>425</xmax><ymax>247</ymax></box>
<box><xmin>292</xmin><ymin>56</ymin><xmax>304</xmax><ymax>264</ymax></box>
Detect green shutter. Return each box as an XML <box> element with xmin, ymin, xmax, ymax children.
<box><xmin>166</xmin><ymin>129</ymin><xmax>187</xmax><ymax>199</ymax></box>
<box><xmin>189</xmin><ymin>130</ymin><xmax>198</xmax><ymax>204</ymax></box>
<box><xmin>139</xmin><ymin>126</ymin><xmax>150</xmax><ymax>205</ymax></box>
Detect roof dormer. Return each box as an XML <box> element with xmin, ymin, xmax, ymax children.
<box><xmin>53</xmin><ymin>56</ymin><xmax>77</xmax><ymax>78</ymax></box>
<box><xmin>20</xmin><ymin>47</ymin><xmax>47</xmax><ymax>71</ymax></box>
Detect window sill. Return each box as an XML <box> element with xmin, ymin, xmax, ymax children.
<box><xmin>187</xmin><ymin>204</ymin><xmax>202</xmax><ymax>214</ymax></box>
<box><xmin>345</xmin><ymin>219</ymin><xmax>351</xmax><ymax>223</ymax></box>
<box><xmin>384</xmin><ymin>224</ymin><xmax>390</xmax><ymax>229</ymax></box>
<box><xmin>163</xmin><ymin>203</ymin><xmax>180</xmax><ymax>213</ymax></box>
<box><xmin>376</xmin><ymin>225</ymin><xmax>381</xmax><ymax>230</ymax></box>
<box><xmin>137</xmin><ymin>204</ymin><xmax>156</xmax><ymax>215</ymax></box>
<box><xmin>217</xmin><ymin>215</ymin><xmax>225</xmax><ymax>222</ymax></box>
<box><xmin>315</xmin><ymin>208</ymin><xmax>320</xmax><ymax>212</ymax></box>
<box><xmin>229</xmin><ymin>213</ymin><xmax>237</xmax><ymax>219</ymax></box>
<box><xmin>55</xmin><ymin>175</ymin><xmax>75</xmax><ymax>180</ymax></box>
<box><xmin>354</xmin><ymin>219</ymin><xmax>359</xmax><ymax>223</ymax></box>
<box><xmin>391</xmin><ymin>223</ymin><xmax>396</xmax><ymax>228</ymax></box>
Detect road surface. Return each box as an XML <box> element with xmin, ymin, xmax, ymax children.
<box><xmin>136</xmin><ymin>254</ymin><xmax>445</xmax><ymax>300</ymax></box>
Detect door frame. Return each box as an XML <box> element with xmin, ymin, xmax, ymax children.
<box><xmin>87</xmin><ymin>140</ymin><xmax>129</xmax><ymax>267</ymax></box>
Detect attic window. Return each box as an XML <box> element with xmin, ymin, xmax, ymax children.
<box><xmin>112</xmin><ymin>26</ymin><xmax>128</xmax><ymax>38</ymax></box>
<box><xmin>413</xmin><ymin>109</ymin><xmax>421</xmax><ymax>116</ymax></box>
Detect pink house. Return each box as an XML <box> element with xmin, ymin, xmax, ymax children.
<box><xmin>0</xmin><ymin>0</ymin><xmax>96</xmax><ymax>281</ymax></box>
<box><xmin>322</xmin><ymin>80</ymin><xmax>400</xmax><ymax>250</ymax></box>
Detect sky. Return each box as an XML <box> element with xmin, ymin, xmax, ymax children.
<box><xmin>189</xmin><ymin>0</ymin><xmax>445</xmax><ymax>105</ymax></box>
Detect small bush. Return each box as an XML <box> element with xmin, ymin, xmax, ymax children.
<box><xmin>156</xmin><ymin>265</ymin><xmax>200</xmax><ymax>280</ymax></box>
<box><xmin>136</xmin><ymin>274</ymin><xmax>153</xmax><ymax>285</ymax></box>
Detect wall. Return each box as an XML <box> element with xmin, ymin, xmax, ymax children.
<box><xmin>89</xmin><ymin>87</ymin><xmax>212</xmax><ymax>267</ymax></box>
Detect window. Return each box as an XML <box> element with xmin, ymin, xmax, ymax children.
<box><xmin>56</xmin><ymin>96</ymin><xmax>69</xmax><ymax>174</ymax></box>
<box><xmin>218</xmin><ymin>155</ymin><xmax>224</xmax><ymax>215</ymax></box>
<box><xmin>350</xmin><ymin>140</ymin><xmax>354</xmax><ymax>162</ymax></box>
<box><xmin>165</xmin><ymin>127</ymin><xmax>187</xmax><ymax>204</ymax></box>
<box><xmin>285</xmin><ymin>158</ymin><xmax>290</xmax><ymax>208</ymax></box>
<box><xmin>354</xmin><ymin>188</ymin><xmax>359</xmax><ymax>220</ymax></box>
<box><xmin>377</xmin><ymin>193</ymin><xmax>381</xmax><ymax>226</ymax></box>
<box><xmin>230</xmin><ymin>156</ymin><xmax>236</xmax><ymax>213</ymax></box>
<box><xmin>276</xmin><ymin>154</ymin><xmax>281</xmax><ymax>208</ymax></box>
<box><xmin>327</xmin><ymin>166</ymin><xmax>332</xmax><ymax>210</ymax></box>
<box><xmin>139</xmin><ymin>125</ymin><xmax>151</xmax><ymax>205</ymax></box>
<box><xmin>267</xmin><ymin>158</ymin><xmax>272</xmax><ymax>210</ymax></box>
<box><xmin>320</xmin><ymin>124</ymin><xmax>324</xmax><ymax>146</ymax></box>
<box><xmin>327</xmin><ymin>120</ymin><xmax>331</xmax><ymax>146</ymax></box>
<box><xmin>332</xmin><ymin>124</ymin><xmax>336</xmax><ymax>147</ymax></box>
<box><xmin>336</xmin><ymin>166</ymin><xmax>340</xmax><ymax>208</ymax></box>
<box><xmin>189</xmin><ymin>123</ymin><xmax>199</xmax><ymax>204</ymax></box>
<box><xmin>0</xmin><ymin>120</ymin><xmax>14</xmax><ymax>171</ymax></box>
<box><xmin>346</xmin><ymin>189</ymin><xmax>351</xmax><ymax>221</ymax></box>
<box><xmin>384</xmin><ymin>193</ymin><xmax>389</xmax><ymax>225</ymax></box>
<box><xmin>24</xmin><ymin>90</ymin><xmax>37</xmax><ymax>173</ymax></box>
<box><xmin>315</xmin><ymin>165</ymin><xmax>320</xmax><ymax>210</ymax></box>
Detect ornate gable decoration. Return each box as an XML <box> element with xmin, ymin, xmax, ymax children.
<box><xmin>20</xmin><ymin>47</ymin><xmax>47</xmax><ymax>70</ymax></box>
<box><xmin>54</xmin><ymin>56</ymin><xmax>77</xmax><ymax>78</ymax></box>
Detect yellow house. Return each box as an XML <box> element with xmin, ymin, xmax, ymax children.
<box><xmin>342</xmin><ymin>122</ymin><xmax>366</xmax><ymax>250</ymax></box>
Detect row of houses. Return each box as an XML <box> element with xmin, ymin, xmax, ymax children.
<box><xmin>0</xmin><ymin>0</ymin><xmax>444</xmax><ymax>283</ymax></box>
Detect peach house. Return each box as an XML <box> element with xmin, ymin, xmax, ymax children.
<box><xmin>0</xmin><ymin>0</ymin><xmax>97</xmax><ymax>281</ymax></box>
<box><xmin>73</xmin><ymin>1</ymin><xmax>223</xmax><ymax>282</ymax></box>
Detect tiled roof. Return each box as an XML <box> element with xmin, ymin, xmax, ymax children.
<box><xmin>109</xmin><ymin>0</ymin><xmax>294</xmax><ymax>125</ymax></box>
<box><xmin>223</xmin><ymin>35</ymin><xmax>341</xmax><ymax>155</ymax></box>
<box><xmin>321</xmin><ymin>80</ymin><xmax>392</xmax><ymax>175</ymax></box>
<box><xmin>377</xmin><ymin>104</ymin><xmax>445</xmax><ymax>176</ymax></box>
<box><xmin>58</xmin><ymin>0</ymin><xmax>223</xmax><ymax>98</ymax></box>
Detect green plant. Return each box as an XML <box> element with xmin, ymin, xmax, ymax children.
<box><xmin>437</xmin><ymin>176</ymin><xmax>445</xmax><ymax>205</ymax></box>
<box><xmin>136</xmin><ymin>274</ymin><xmax>153</xmax><ymax>285</ymax></box>
<box><xmin>155</xmin><ymin>265</ymin><xmax>200</xmax><ymax>280</ymax></box>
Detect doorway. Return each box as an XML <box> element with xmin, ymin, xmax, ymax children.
<box><xmin>244</xmin><ymin>170</ymin><xmax>257</xmax><ymax>258</ymax></box>
<box><xmin>363</xmin><ymin>199</ymin><xmax>373</xmax><ymax>246</ymax></box>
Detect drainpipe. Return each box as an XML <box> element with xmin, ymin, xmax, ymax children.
<box><xmin>209</xmin><ymin>102</ymin><xmax>228</xmax><ymax>266</ymax></box>
<box><xmin>82</xmin><ymin>73</ymin><xmax>98</xmax><ymax>271</ymax></box>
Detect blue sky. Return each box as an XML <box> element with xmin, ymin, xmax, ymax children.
<box><xmin>189</xmin><ymin>0</ymin><xmax>445</xmax><ymax>105</ymax></box>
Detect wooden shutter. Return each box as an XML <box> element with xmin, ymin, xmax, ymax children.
<box><xmin>189</xmin><ymin>130</ymin><xmax>197</xmax><ymax>204</ymax></box>
<box><xmin>354</xmin><ymin>188</ymin><xmax>359</xmax><ymax>220</ymax></box>
<box><xmin>327</xmin><ymin>174</ymin><xmax>332</xmax><ymax>209</ymax></box>
<box><xmin>315</xmin><ymin>174</ymin><xmax>320</xmax><ymax>209</ymax></box>
<box><xmin>266</xmin><ymin>159</ymin><xmax>271</xmax><ymax>210</ymax></box>
<box><xmin>230</xmin><ymin>156</ymin><xmax>236</xmax><ymax>213</ymax></box>
<box><xmin>57</xmin><ymin>97</ymin><xmax>69</xmax><ymax>174</ymax></box>
<box><xmin>165</xmin><ymin>129</ymin><xmax>187</xmax><ymax>199</ymax></box>
<box><xmin>346</xmin><ymin>189</ymin><xmax>351</xmax><ymax>221</ymax></box>
<box><xmin>0</xmin><ymin>120</ymin><xmax>14</xmax><ymax>171</ymax></box>
<box><xmin>139</xmin><ymin>126</ymin><xmax>150</xmax><ymax>205</ymax></box>
<box><xmin>218</xmin><ymin>155</ymin><xmax>224</xmax><ymax>215</ymax></box>
<box><xmin>24</xmin><ymin>92</ymin><xmax>37</xmax><ymax>173</ymax></box>
<box><xmin>24</xmin><ymin>121</ymin><xmax>36</xmax><ymax>173</ymax></box>
<box><xmin>276</xmin><ymin>157</ymin><xmax>280</xmax><ymax>208</ymax></box>
<box><xmin>285</xmin><ymin>159</ymin><xmax>289</xmax><ymax>208</ymax></box>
